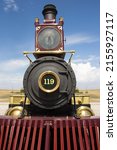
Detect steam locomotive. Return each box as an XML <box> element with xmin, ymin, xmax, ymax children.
<box><xmin>6</xmin><ymin>4</ymin><xmax>94</xmax><ymax>117</ymax></box>
<box><xmin>23</xmin><ymin>4</ymin><xmax>77</xmax><ymax>116</ymax></box>
<box><xmin>0</xmin><ymin>4</ymin><xmax>100</xmax><ymax>150</ymax></box>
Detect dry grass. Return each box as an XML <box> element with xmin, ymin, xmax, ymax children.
<box><xmin>0</xmin><ymin>89</ymin><xmax>19</xmax><ymax>102</ymax></box>
<box><xmin>76</xmin><ymin>89</ymin><xmax>100</xmax><ymax>102</ymax></box>
<box><xmin>0</xmin><ymin>89</ymin><xmax>100</xmax><ymax>102</ymax></box>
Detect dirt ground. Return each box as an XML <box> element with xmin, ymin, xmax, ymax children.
<box><xmin>79</xmin><ymin>89</ymin><xmax>100</xmax><ymax>102</ymax></box>
<box><xmin>0</xmin><ymin>89</ymin><xmax>100</xmax><ymax>102</ymax></box>
<box><xmin>0</xmin><ymin>89</ymin><xmax>22</xmax><ymax>102</ymax></box>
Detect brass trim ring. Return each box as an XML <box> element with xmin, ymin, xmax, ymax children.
<box><xmin>38</xmin><ymin>71</ymin><xmax>60</xmax><ymax>93</ymax></box>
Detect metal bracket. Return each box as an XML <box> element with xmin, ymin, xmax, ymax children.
<box><xmin>24</xmin><ymin>54</ymin><xmax>32</xmax><ymax>64</ymax></box>
<box><xmin>23</xmin><ymin>50</ymin><xmax>76</xmax><ymax>65</ymax></box>
<box><xmin>68</xmin><ymin>52</ymin><xmax>74</xmax><ymax>65</ymax></box>
<box><xmin>73</xmin><ymin>94</ymin><xmax>80</xmax><ymax>119</ymax></box>
<box><xmin>23</xmin><ymin>50</ymin><xmax>75</xmax><ymax>55</ymax></box>
<box><xmin>19</xmin><ymin>95</ymin><xmax>27</xmax><ymax>118</ymax></box>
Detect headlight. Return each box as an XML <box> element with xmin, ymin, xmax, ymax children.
<box><xmin>38</xmin><ymin>27</ymin><xmax>61</xmax><ymax>50</ymax></box>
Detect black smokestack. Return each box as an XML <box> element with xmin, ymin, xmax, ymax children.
<box><xmin>42</xmin><ymin>4</ymin><xmax>57</xmax><ymax>20</ymax></box>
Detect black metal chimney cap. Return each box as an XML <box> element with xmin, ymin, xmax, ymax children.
<box><xmin>42</xmin><ymin>4</ymin><xmax>57</xmax><ymax>16</ymax></box>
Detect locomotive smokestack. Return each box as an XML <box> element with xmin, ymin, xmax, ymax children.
<box><xmin>42</xmin><ymin>4</ymin><xmax>57</xmax><ymax>21</ymax></box>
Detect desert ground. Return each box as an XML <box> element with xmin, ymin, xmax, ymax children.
<box><xmin>0</xmin><ymin>89</ymin><xmax>100</xmax><ymax>116</ymax></box>
<box><xmin>0</xmin><ymin>89</ymin><xmax>100</xmax><ymax>102</ymax></box>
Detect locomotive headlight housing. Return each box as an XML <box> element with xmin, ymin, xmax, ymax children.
<box><xmin>38</xmin><ymin>71</ymin><xmax>60</xmax><ymax>93</ymax></box>
<box><xmin>38</xmin><ymin>27</ymin><xmax>61</xmax><ymax>50</ymax></box>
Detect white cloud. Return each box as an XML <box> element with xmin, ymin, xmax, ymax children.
<box><xmin>3</xmin><ymin>0</ymin><xmax>18</xmax><ymax>11</ymax></box>
<box><xmin>0</xmin><ymin>58</ymin><xmax>100</xmax><ymax>90</ymax></box>
<box><xmin>71</xmin><ymin>62</ymin><xmax>100</xmax><ymax>89</ymax></box>
<box><xmin>0</xmin><ymin>73</ymin><xmax>23</xmax><ymax>89</ymax></box>
<box><xmin>65</xmin><ymin>34</ymin><xmax>99</xmax><ymax>46</ymax></box>
<box><xmin>72</xmin><ymin>55</ymin><xmax>100</xmax><ymax>64</ymax></box>
<box><xmin>0</xmin><ymin>59</ymin><xmax>29</xmax><ymax>89</ymax></box>
<box><xmin>0</xmin><ymin>59</ymin><xmax>28</xmax><ymax>72</ymax></box>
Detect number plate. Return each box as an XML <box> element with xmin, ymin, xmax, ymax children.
<box><xmin>38</xmin><ymin>71</ymin><xmax>60</xmax><ymax>93</ymax></box>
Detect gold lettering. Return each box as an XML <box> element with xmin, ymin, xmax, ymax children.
<box><xmin>44</xmin><ymin>78</ymin><xmax>55</xmax><ymax>85</ymax></box>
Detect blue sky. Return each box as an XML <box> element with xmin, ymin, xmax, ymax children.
<box><xmin>0</xmin><ymin>0</ymin><xmax>100</xmax><ymax>89</ymax></box>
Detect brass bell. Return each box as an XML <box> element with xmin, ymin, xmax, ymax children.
<box><xmin>76</xmin><ymin>106</ymin><xmax>95</xmax><ymax>117</ymax></box>
<box><xmin>5</xmin><ymin>106</ymin><xmax>27</xmax><ymax>118</ymax></box>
